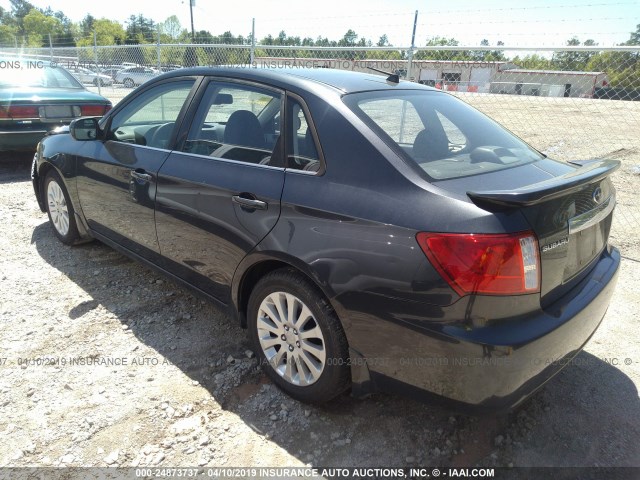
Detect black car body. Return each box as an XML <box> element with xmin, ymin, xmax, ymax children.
<box><xmin>31</xmin><ymin>67</ymin><xmax>620</xmax><ymax>410</ymax></box>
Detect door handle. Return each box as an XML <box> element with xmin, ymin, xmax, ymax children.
<box><xmin>131</xmin><ymin>169</ymin><xmax>152</xmax><ymax>182</ymax></box>
<box><xmin>232</xmin><ymin>195</ymin><xmax>268</xmax><ymax>210</ymax></box>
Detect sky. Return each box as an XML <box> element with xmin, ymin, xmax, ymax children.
<box><xmin>1</xmin><ymin>0</ymin><xmax>639</xmax><ymax>47</ymax></box>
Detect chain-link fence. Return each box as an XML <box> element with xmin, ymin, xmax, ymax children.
<box><xmin>3</xmin><ymin>44</ymin><xmax>638</xmax><ymax>152</ymax></box>
<box><xmin>2</xmin><ymin>43</ymin><xmax>639</xmax><ymax>258</ymax></box>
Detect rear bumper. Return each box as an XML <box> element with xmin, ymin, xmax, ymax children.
<box><xmin>0</xmin><ymin>130</ymin><xmax>48</xmax><ymax>151</ymax></box>
<box><xmin>348</xmin><ymin>246</ymin><xmax>620</xmax><ymax>410</ymax></box>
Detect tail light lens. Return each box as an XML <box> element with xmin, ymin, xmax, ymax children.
<box><xmin>0</xmin><ymin>105</ymin><xmax>39</xmax><ymax>119</ymax></box>
<box><xmin>80</xmin><ymin>104</ymin><xmax>109</xmax><ymax>116</ymax></box>
<box><xmin>416</xmin><ymin>232</ymin><xmax>540</xmax><ymax>296</ymax></box>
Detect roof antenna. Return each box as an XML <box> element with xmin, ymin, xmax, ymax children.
<box><xmin>366</xmin><ymin>66</ymin><xmax>400</xmax><ymax>84</ymax></box>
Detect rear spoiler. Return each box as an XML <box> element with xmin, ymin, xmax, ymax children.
<box><xmin>467</xmin><ymin>159</ymin><xmax>620</xmax><ymax>211</ymax></box>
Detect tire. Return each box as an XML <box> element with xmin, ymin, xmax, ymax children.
<box><xmin>44</xmin><ymin>171</ymin><xmax>80</xmax><ymax>245</ymax></box>
<box><xmin>247</xmin><ymin>268</ymin><xmax>350</xmax><ymax>403</ymax></box>
<box><xmin>123</xmin><ymin>78</ymin><xmax>135</xmax><ymax>88</ymax></box>
<box><xmin>93</xmin><ymin>78</ymin><xmax>99</xmax><ymax>86</ymax></box>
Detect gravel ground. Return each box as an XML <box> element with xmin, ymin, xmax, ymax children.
<box><xmin>1</xmin><ymin>124</ymin><xmax>639</xmax><ymax>473</ymax></box>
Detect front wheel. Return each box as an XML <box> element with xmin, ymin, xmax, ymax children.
<box><xmin>247</xmin><ymin>269</ymin><xmax>350</xmax><ymax>403</ymax></box>
<box><xmin>44</xmin><ymin>171</ymin><xmax>80</xmax><ymax>245</ymax></box>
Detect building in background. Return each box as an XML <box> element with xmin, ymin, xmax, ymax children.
<box><xmin>490</xmin><ymin>69</ymin><xmax>609</xmax><ymax>98</ymax></box>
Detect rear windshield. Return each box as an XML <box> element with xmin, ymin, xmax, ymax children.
<box><xmin>0</xmin><ymin>62</ymin><xmax>83</xmax><ymax>89</ymax></box>
<box><xmin>343</xmin><ymin>90</ymin><xmax>543</xmax><ymax>180</ymax></box>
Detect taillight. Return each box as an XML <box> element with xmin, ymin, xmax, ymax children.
<box><xmin>0</xmin><ymin>105</ymin><xmax>39</xmax><ymax>119</ymax></box>
<box><xmin>80</xmin><ymin>105</ymin><xmax>108</xmax><ymax>116</ymax></box>
<box><xmin>416</xmin><ymin>232</ymin><xmax>540</xmax><ymax>296</ymax></box>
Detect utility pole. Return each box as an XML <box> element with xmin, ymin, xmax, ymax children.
<box><xmin>189</xmin><ymin>0</ymin><xmax>195</xmax><ymax>42</ymax></box>
<box><xmin>250</xmin><ymin>18</ymin><xmax>255</xmax><ymax>66</ymax></box>
<box><xmin>406</xmin><ymin>10</ymin><xmax>418</xmax><ymax>82</ymax></box>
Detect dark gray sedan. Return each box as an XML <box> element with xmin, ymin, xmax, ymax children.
<box><xmin>32</xmin><ymin>67</ymin><xmax>620</xmax><ymax>409</ymax></box>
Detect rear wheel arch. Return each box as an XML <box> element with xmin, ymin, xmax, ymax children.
<box><xmin>234</xmin><ymin>257</ymin><xmax>337</xmax><ymax>329</ymax></box>
<box><xmin>246</xmin><ymin>268</ymin><xmax>351</xmax><ymax>402</ymax></box>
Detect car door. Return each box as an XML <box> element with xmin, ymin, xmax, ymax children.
<box><xmin>75</xmin><ymin>77</ymin><xmax>197</xmax><ymax>259</ymax></box>
<box><xmin>155</xmin><ymin>79</ymin><xmax>285</xmax><ymax>302</ymax></box>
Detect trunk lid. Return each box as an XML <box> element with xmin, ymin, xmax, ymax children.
<box><xmin>438</xmin><ymin>158</ymin><xmax>619</xmax><ymax>305</ymax></box>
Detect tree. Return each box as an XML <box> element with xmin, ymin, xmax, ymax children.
<box><xmin>76</xmin><ymin>18</ymin><xmax>126</xmax><ymax>47</ymax></box>
<box><xmin>377</xmin><ymin>34</ymin><xmax>390</xmax><ymax>47</ymax></box>
<box><xmin>125</xmin><ymin>14</ymin><xmax>156</xmax><ymax>44</ymax></box>
<box><xmin>624</xmin><ymin>23</ymin><xmax>640</xmax><ymax>45</ymax></box>
<box><xmin>23</xmin><ymin>9</ymin><xmax>61</xmax><ymax>46</ymax></box>
<box><xmin>0</xmin><ymin>7</ymin><xmax>18</xmax><ymax>45</ymax></box>
<box><xmin>472</xmin><ymin>39</ymin><xmax>490</xmax><ymax>61</ymax></box>
<box><xmin>491</xmin><ymin>41</ymin><xmax>506</xmax><ymax>61</ymax></box>
<box><xmin>552</xmin><ymin>36</ymin><xmax>597</xmax><ymax>71</ymax></box>
<box><xmin>9</xmin><ymin>0</ymin><xmax>35</xmax><ymax>35</ymax></box>
<box><xmin>338</xmin><ymin>29</ymin><xmax>358</xmax><ymax>47</ymax></box>
<box><xmin>46</xmin><ymin>8</ymin><xmax>76</xmax><ymax>46</ymax></box>
<box><xmin>193</xmin><ymin>30</ymin><xmax>215</xmax><ymax>44</ymax></box>
<box><xmin>415</xmin><ymin>37</ymin><xmax>471</xmax><ymax>61</ymax></box>
<box><xmin>510</xmin><ymin>54</ymin><xmax>554</xmax><ymax>70</ymax></box>
<box><xmin>161</xmin><ymin>15</ymin><xmax>181</xmax><ymax>41</ymax></box>
<box><xmin>79</xmin><ymin>14</ymin><xmax>95</xmax><ymax>38</ymax></box>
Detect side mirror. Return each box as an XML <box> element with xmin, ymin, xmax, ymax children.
<box><xmin>70</xmin><ymin>117</ymin><xmax>99</xmax><ymax>141</ymax></box>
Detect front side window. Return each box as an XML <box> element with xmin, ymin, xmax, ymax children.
<box><xmin>107</xmin><ymin>80</ymin><xmax>194</xmax><ymax>149</ymax></box>
<box><xmin>182</xmin><ymin>82</ymin><xmax>283</xmax><ymax>166</ymax></box>
<box><xmin>343</xmin><ymin>90</ymin><xmax>543</xmax><ymax>180</ymax></box>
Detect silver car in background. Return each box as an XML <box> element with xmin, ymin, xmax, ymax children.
<box><xmin>114</xmin><ymin>66</ymin><xmax>159</xmax><ymax>88</ymax></box>
<box><xmin>69</xmin><ymin>66</ymin><xmax>114</xmax><ymax>86</ymax></box>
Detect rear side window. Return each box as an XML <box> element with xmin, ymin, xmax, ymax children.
<box><xmin>343</xmin><ymin>90</ymin><xmax>543</xmax><ymax>180</ymax></box>
<box><xmin>286</xmin><ymin>98</ymin><xmax>320</xmax><ymax>172</ymax></box>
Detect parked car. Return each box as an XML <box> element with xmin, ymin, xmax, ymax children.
<box><xmin>31</xmin><ymin>67</ymin><xmax>620</xmax><ymax>408</ymax></box>
<box><xmin>159</xmin><ymin>65</ymin><xmax>183</xmax><ymax>73</ymax></box>
<box><xmin>0</xmin><ymin>58</ymin><xmax>112</xmax><ymax>151</ymax></box>
<box><xmin>68</xmin><ymin>66</ymin><xmax>114</xmax><ymax>86</ymax></box>
<box><xmin>114</xmin><ymin>66</ymin><xmax>159</xmax><ymax>88</ymax></box>
<box><xmin>99</xmin><ymin>66</ymin><xmax>125</xmax><ymax>81</ymax></box>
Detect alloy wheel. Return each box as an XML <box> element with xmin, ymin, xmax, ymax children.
<box><xmin>257</xmin><ymin>291</ymin><xmax>326</xmax><ymax>386</ymax></box>
<box><xmin>47</xmin><ymin>179</ymin><xmax>70</xmax><ymax>236</ymax></box>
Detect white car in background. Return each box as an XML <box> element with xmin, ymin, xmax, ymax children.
<box><xmin>68</xmin><ymin>66</ymin><xmax>114</xmax><ymax>86</ymax></box>
<box><xmin>114</xmin><ymin>67</ymin><xmax>159</xmax><ymax>88</ymax></box>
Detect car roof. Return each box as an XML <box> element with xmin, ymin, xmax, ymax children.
<box><xmin>158</xmin><ymin>67</ymin><xmax>430</xmax><ymax>94</ymax></box>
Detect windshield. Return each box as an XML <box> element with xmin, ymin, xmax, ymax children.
<box><xmin>343</xmin><ymin>90</ymin><xmax>543</xmax><ymax>180</ymax></box>
<box><xmin>0</xmin><ymin>61</ymin><xmax>84</xmax><ymax>89</ymax></box>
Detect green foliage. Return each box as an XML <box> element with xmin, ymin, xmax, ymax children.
<box><xmin>1</xmin><ymin>3</ymin><xmax>638</xmax><ymax>91</ymax></box>
<box><xmin>125</xmin><ymin>14</ymin><xmax>156</xmax><ymax>44</ymax></box>
<box><xmin>23</xmin><ymin>9</ymin><xmax>62</xmax><ymax>46</ymax></box>
<box><xmin>160</xmin><ymin>15</ymin><xmax>182</xmax><ymax>41</ymax></box>
<box><xmin>624</xmin><ymin>24</ymin><xmax>640</xmax><ymax>45</ymax></box>
<box><xmin>76</xmin><ymin>19</ymin><xmax>126</xmax><ymax>47</ymax></box>
<box><xmin>552</xmin><ymin>37</ymin><xmax>599</xmax><ymax>71</ymax></box>
<box><xmin>510</xmin><ymin>54</ymin><xmax>554</xmax><ymax>70</ymax></box>
<box><xmin>414</xmin><ymin>37</ymin><xmax>471</xmax><ymax>61</ymax></box>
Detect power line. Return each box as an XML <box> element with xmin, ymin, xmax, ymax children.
<box><xmin>423</xmin><ymin>2</ymin><xmax>639</xmax><ymax>15</ymax></box>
